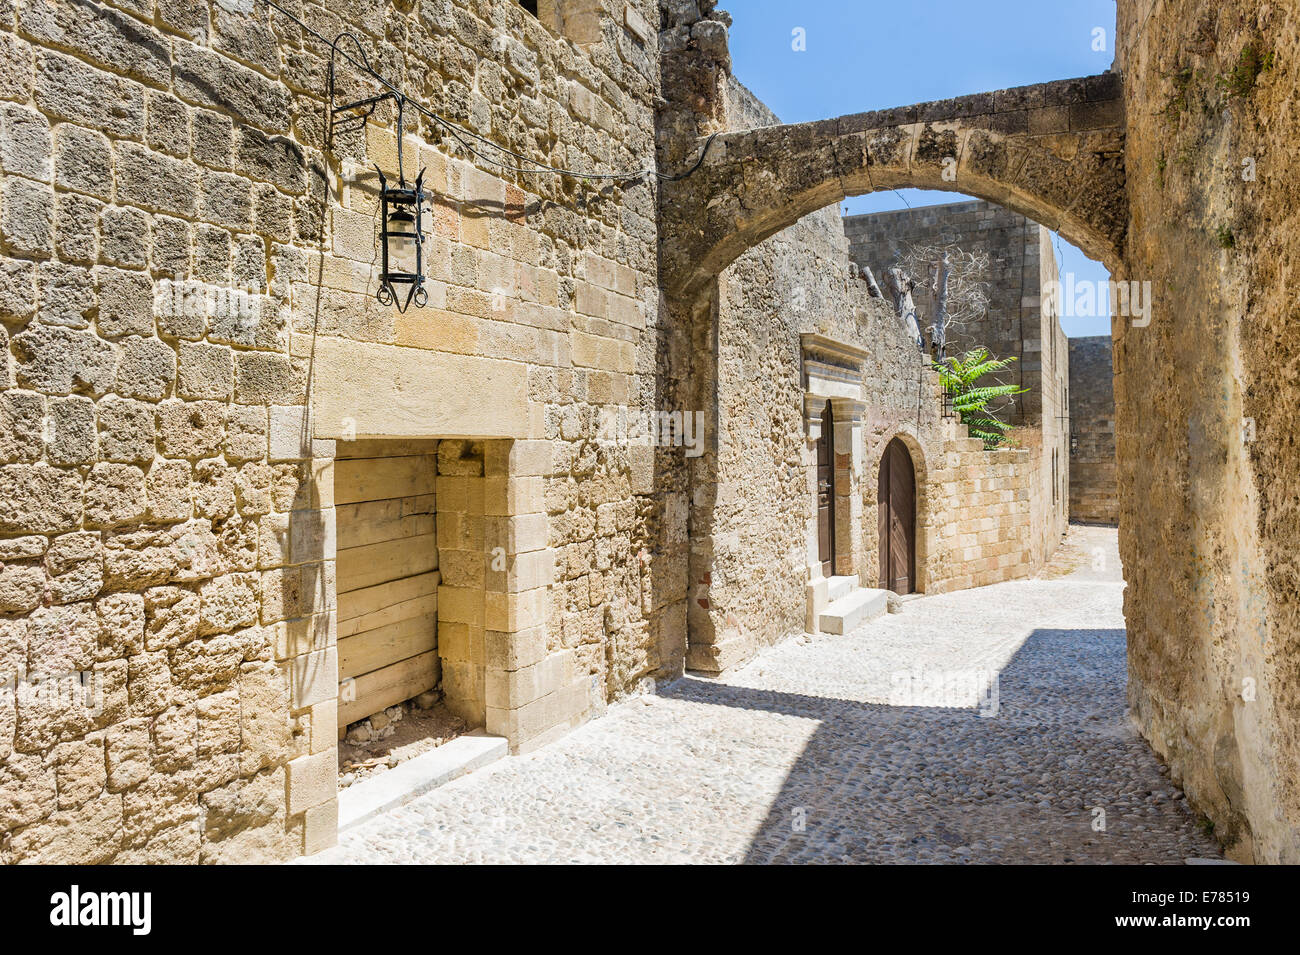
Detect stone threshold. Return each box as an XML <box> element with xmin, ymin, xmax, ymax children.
<box><xmin>337</xmin><ymin>729</ymin><xmax>509</xmax><ymax>833</ymax></box>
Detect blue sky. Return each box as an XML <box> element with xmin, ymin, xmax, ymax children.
<box><xmin>727</xmin><ymin>0</ymin><xmax>1116</xmax><ymax>336</ymax></box>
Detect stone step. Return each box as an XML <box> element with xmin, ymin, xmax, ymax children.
<box><xmin>337</xmin><ymin>729</ymin><xmax>508</xmax><ymax>834</ymax></box>
<box><xmin>818</xmin><ymin>588</ymin><xmax>889</xmax><ymax>635</ymax></box>
<box><xmin>826</xmin><ymin>575</ymin><xmax>858</xmax><ymax>603</ymax></box>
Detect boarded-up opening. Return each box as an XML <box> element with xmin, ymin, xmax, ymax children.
<box><xmin>335</xmin><ymin>440</ymin><xmax>440</xmax><ymax>732</ymax></box>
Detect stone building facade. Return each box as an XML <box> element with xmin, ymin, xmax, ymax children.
<box><xmin>0</xmin><ymin>0</ymin><xmax>1118</xmax><ymax>865</ymax></box>
<box><xmin>843</xmin><ymin>200</ymin><xmax>1070</xmax><ymax>563</ymax></box>
<box><xmin>0</xmin><ymin>0</ymin><xmax>671</xmax><ymax>864</ymax></box>
<box><xmin>1067</xmin><ymin>335</ymin><xmax>1117</xmax><ymax>524</ymax></box>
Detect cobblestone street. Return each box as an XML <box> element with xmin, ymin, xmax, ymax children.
<box><xmin>308</xmin><ymin>527</ymin><xmax>1221</xmax><ymax>864</ymax></box>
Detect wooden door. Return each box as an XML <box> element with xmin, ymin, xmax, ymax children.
<box><xmin>877</xmin><ymin>438</ymin><xmax>916</xmax><ymax>594</ymax></box>
<box><xmin>816</xmin><ymin>402</ymin><xmax>836</xmax><ymax>577</ymax></box>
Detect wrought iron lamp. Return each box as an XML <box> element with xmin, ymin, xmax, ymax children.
<box><xmin>376</xmin><ymin>165</ymin><xmax>428</xmax><ymax>312</ymax></box>
<box><xmin>941</xmin><ymin>386</ymin><xmax>956</xmax><ymax>420</ymax></box>
<box><xmin>326</xmin><ymin>37</ymin><xmax>430</xmax><ymax>313</ymax></box>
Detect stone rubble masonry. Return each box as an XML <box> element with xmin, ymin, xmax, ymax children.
<box><xmin>1067</xmin><ymin>336</ymin><xmax>1117</xmax><ymax>524</ymax></box>
<box><xmin>0</xmin><ymin>0</ymin><xmax>663</xmax><ymax>863</ymax></box>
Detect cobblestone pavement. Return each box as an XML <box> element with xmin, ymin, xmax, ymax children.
<box><xmin>308</xmin><ymin>526</ymin><xmax>1222</xmax><ymax>864</ymax></box>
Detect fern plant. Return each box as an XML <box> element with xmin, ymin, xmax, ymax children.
<box><xmin>933</xmin><ymin>347</ymin><xmax>1027</xmax><ymax>449</ymax></box>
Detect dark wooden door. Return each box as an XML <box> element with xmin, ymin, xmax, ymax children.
<box><xmin>877</xmin><ymin>438</ymin><xmax>916</xmax><ymax>594</ymax></box>
<box><xmin>816</xmin><ymin>403</ymin><xmax>835</xmax><ymax>577</ymax></box>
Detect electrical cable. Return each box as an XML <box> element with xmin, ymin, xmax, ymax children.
<box><xmin>264</xmin><ymin>0</ymin><xmax>715</xmax><ymax>184</ymax></box>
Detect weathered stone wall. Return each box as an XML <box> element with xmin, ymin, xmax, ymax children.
<box><xmin>1117</xmin><ymin>0</ymin><xmax>1300</xmax><ymax>862</ymax></box>
<box><xmin>700</xmin><ymin>80</ymin><xmax>904</xmax><ymax>668</ymax></box>
<box><xmin>0</xmin><ymin>0</ymin><xmax>667</xmax><ymax>862</ymax></box>
<box><xmin>1067</xmin><ymin>335</ymin><xmax>1117</xmax><ymax>524</ymax></box>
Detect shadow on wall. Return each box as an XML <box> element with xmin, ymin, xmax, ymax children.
<box><xmin>662</xmin><ymin>628</ymin><xmax>1217</xmax><ymax>863</ymax></box>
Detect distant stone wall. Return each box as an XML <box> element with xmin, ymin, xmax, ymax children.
<box><xmin>843</xmin><ymin>200</ymin><xmax>1068</xmax><ymax>567</ymax></box>
<box><xmin>843</xmin><ymin>201</ymin><xmax>1044</xmax><ymax>423</ymax></box>
<box><xmin>1067</xmin><ymin>336</ymin><xmax>1117</xmax><ymax>524</ymax></box>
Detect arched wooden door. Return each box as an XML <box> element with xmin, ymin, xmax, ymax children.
<box><xmin>877</xmin><ymin>438</ymin><xmax>916</xmax><ymax>594</ymax></box>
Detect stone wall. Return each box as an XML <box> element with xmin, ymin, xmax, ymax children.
<box><xmin>0</xmin><ymin>0</ymin><xmax>668</xmax><ymax>863</ymax></box>
<box><xmin>1067</xmin><ymin>335</ymin><xmax>1117</xmax><ymax>524</ymax></box>
<box><xmin>1117</xmin><ymin>0</ymin><xmax>1300</xmax><ymax>862</ymax></box>
<box><xmin>923</xmin><ymin>441</ymin><xmax>1034</xmax><ymax>593</ymax></box>
<box><xmin>844</xmin><ymin>200</ymin><xmax>1045</xmax><ymax>423</ymax></box>
<box><xmin>695</xmin><ymin>78</ymin><xmax>886</xmax><ymax>669</ymax></box>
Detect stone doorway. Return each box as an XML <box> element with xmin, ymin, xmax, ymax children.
<box><xmin>877</xmin><ymin>437</ymin><xmax>916</xmax><ymax>594</ymax></box>
<box><xmin>334</xmin><ymin>440</ymin><xmax>441</xmax><ymax>735</ymax></box>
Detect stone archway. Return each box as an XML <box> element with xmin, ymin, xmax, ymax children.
<box><xmin>657</xmin><ymin>67</ymin><xmax>1128</xmax><ymax>670</ymax></box>
<box><xmin>660</xmin><ymin>74</ymin><xmax>1127</xmax><ymax>313</ymax></box>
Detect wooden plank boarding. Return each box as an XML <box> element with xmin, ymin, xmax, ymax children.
<box><xmin>338</xmin><ymin>588</ymin><xmax>437</xmax><ymax>637</ymax></box>
<box><xmin>338</xmin><ymin>651</ymin><xmax>440</xmax><ymax>728</ymax></box>
<box><xmin>335</xmin><ymin>497</ymin><xmax>435</xmax><ymax>551</ymax></box>
<box><xmin>336</xmin><ymin>533</ymin><xmax>438</xmax><ymax>594</ymax></box>
<box><xmin>335</xmin><ymin>447</ymin><xmax>441</xmax><ymax>730</ymax></box>
<box><xmin>333</xmin><ymin>455</ymin><xmax>435</xmax><ymax>505</ymax></box>
<box><xmin>338</xmin><ymin>612</ymin><xmax>439</xmax><ymax>680</ymax></box>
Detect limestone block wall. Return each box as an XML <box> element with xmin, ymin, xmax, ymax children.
<box><xmin>1067</xmin><ymin>335</ymin><xmax>1117</xmax><ymax>524</ymax></box>
<box><xmin>923</xmin><ymin>438</ymin><xmax>1034</xmax><ymax>593</ymax></box>
<box><xmin>1117</xmin><ymin>0</ymin><xmax>1300</xmax><ymax>862</ymax></box>
<box><xmin>0</xmin><ymin>0</ymin><xmax>666</xmax><ymax>863</ymax></box>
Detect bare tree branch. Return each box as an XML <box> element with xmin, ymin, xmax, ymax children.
<box><xmin>894</xmin><ymin>241</ymin><xmax>991</xmax><ymax>348</ymax></box>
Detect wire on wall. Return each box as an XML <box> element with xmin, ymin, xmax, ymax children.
<box><xmin>265</xmin><ymin>0</ymin><xmax>715</xmax><ymax>185</ymax></box>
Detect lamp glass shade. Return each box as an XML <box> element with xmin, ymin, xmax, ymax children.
<box><xmin>386</xmin><ymin>206</ymin><xmax>418</xmax><ymax>274</ymax></box>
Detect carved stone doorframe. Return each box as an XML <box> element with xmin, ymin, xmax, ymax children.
<box><xmin>800</xmin><ymin>335</ymin><xmax>869</xmax><ymax>631</ymax></box>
